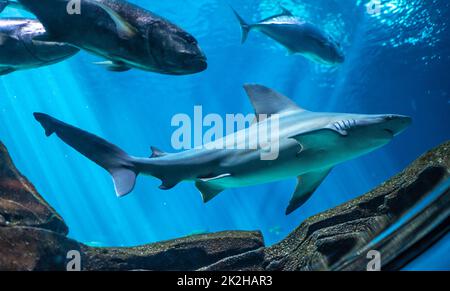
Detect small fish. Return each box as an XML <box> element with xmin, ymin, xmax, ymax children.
<box><xmin>0</xmin><ymin>18</ymin><xmax>79</xmax><ymax>75</ymax></box>
<box><xmin>1</xmin><ymin>0</ymin><xmax>207</xmax><ymax>75</ymax></box>
<box><xmin>231</xmin><ymin>6</ymin><xmax>345</xmax><ymax>66</ymax></box>
<box><xmin>269</xmin><ymin>226</ymin><xmax>282</xmax><ymax>235</ymax></box>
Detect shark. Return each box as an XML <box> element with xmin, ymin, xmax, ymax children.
<box><xmin>34</xmin><ymin>84</ymin><xmax>411</xmax><ymax>214</ymax></box>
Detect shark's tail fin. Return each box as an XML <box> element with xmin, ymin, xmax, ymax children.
<box><xmin>34</xmin><ymin>113</ymin><xmax>138</xmax><ymax>197</ymax></box>
<box><xmin>230</xmin><ymin>7</ymin><xmax>251</xmax><ymax>44</ymax></box>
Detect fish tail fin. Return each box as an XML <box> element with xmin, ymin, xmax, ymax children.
<box><xmin>0</xmin><ymin>0</ymin><xmax>9</xmax><ymax>13</ymax></box>
<box><xmin>0</xmin><ymin>0</ymin><xmax>28</xmax><ymax>13</ymax></box>
<box><xmin>33</xmin><ymin>112</ymin><xmax>139</xmax><ymax>197</ymax></box>
<box><xmin>230</xmin><ymin>6</ymin><xmax>251</xmax><ymax>44</ymax></box>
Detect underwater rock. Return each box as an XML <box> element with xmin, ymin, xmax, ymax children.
<box><xmin>198</xmin><ymin>248</ymin><xmax>266</xmax><ymax>271</ymax></box>
<box><xmin>81</xmin><ymin>231</ymin><xmax>264</xmax><ymax>271</ymax></box>
<box><xmin>264</xmin><ymin>141</ymin><xmax>449</xmax><ymax>271</ymax></box>
<box><xmin>0</xmin><ymin>142</ymin><xmax>67</xmax><ymax>234</ymax></box>
<box><xmin>0</xmin><ymin>140</ymin><xmax>448</xmax><ymax>271</ymax></box>
<box><xmin>0</xmin><ymin>142</ymin><xmax>264</xmax><ymax>270</ymax></box>
<box><xmin>0</xmin><ymin>226</ymin><xmax>80</xmax><ymax>271</ymax></box>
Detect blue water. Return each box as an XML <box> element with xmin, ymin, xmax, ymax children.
<box><xmin>0</xmin><ymin>0</ymin><xmax>449</xmax><ymax>268</ymax></box>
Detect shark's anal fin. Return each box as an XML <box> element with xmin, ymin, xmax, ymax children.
<box><xmin>159</xmin><ymin>179</ymin><xmax>179</xmax><ymax>190</ymax></box>
<box><xmin>286</xmin><ymin>168</ymin><xmax>332</xmax><ymax>215</ymax></box>
<box><xmin>195</xmin><ymin>181</ymin><xmax>224</xmax><ymax>203</ymax></box>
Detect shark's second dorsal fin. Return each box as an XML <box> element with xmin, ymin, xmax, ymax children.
<box><xmin>150</xmin><ymin>146</ymin><xmax>167</xmax><ymax>158</ymax></box>
<box><xmin>243</xmin><ymin>84</ymin><xmax>306</xmax><ymax>119</ymax></box>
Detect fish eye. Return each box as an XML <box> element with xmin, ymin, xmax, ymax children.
<box><xmin>187</xmin><ymin>36</ymin><xmax>197</xmax><ymax>45</ymax></box>
<box><xmin>179</xmin><ymin>32</ymin><xmax>197</xmax><ymax>44</ymax></box>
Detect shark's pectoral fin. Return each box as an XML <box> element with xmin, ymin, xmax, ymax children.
<box><xmin>286</xmin><ymin>168</ymin><xmax>332</xmax><ymax>215</ymax></box>
<box><xmin>196</xmin><ymin>173</ymin><xmax>230</xmax><ymax>202</ymax></box>
<box><xmin>195</xmin><ymin>181</ymin><xmax>224</xmax><ymax>203</ymax></box>
<box><xmin>93</xmin><ymin>61</ymin><xmax>131</xmax><ymax>72</ymax></box>
<box><xmin>290</xmin><ymin>128</ymin><xmax>343</xmax><ymax>152</ymax></box>
<box><xmin>89</xmin><ymin>0</ymin><xmax>138</xmax><ymax>39</ymax></box>
<box><xmin>243</xmin><ymin>84</ymin><xmax>306</xmax><ymax>121</ymax></box>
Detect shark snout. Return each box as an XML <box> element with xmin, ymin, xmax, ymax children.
<box><xmin>381</xmin><ymin>115</ymin><xmax>412</xmax><ymax>136</ymax></box>
<box><xmin>348</xmin><ymin>114</ymin><xmax>412</xmax><ymax>138</ymax></box>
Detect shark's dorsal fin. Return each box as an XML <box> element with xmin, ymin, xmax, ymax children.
<box><xmin>150</xmin><ymin>146</ymin><xmax>167</xmax><ymax>158</ymax></box>
<box><xmin>243</xmin><ymin>84</ymin><xmax>306</xmax><ymax>120</ymax></box>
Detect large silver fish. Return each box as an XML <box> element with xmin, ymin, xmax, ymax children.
<box><xmin>34</xmin><ymin>84</ymin><xmax>411</xmax><ymax>215</ymax></box>
<box><xmin>0</xmin><ymin>18</ymin><xmax>79</xmax><ymax>75</ymax></box>
<box><xmin>232</xmin><ymin>7</ymin><xmax>345</xmax><ymax>66</ymax></box>
<box><xmin>1</xmin><ymin>0</ymin><xmax>207</xmax><ymax>75</ymax></box>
